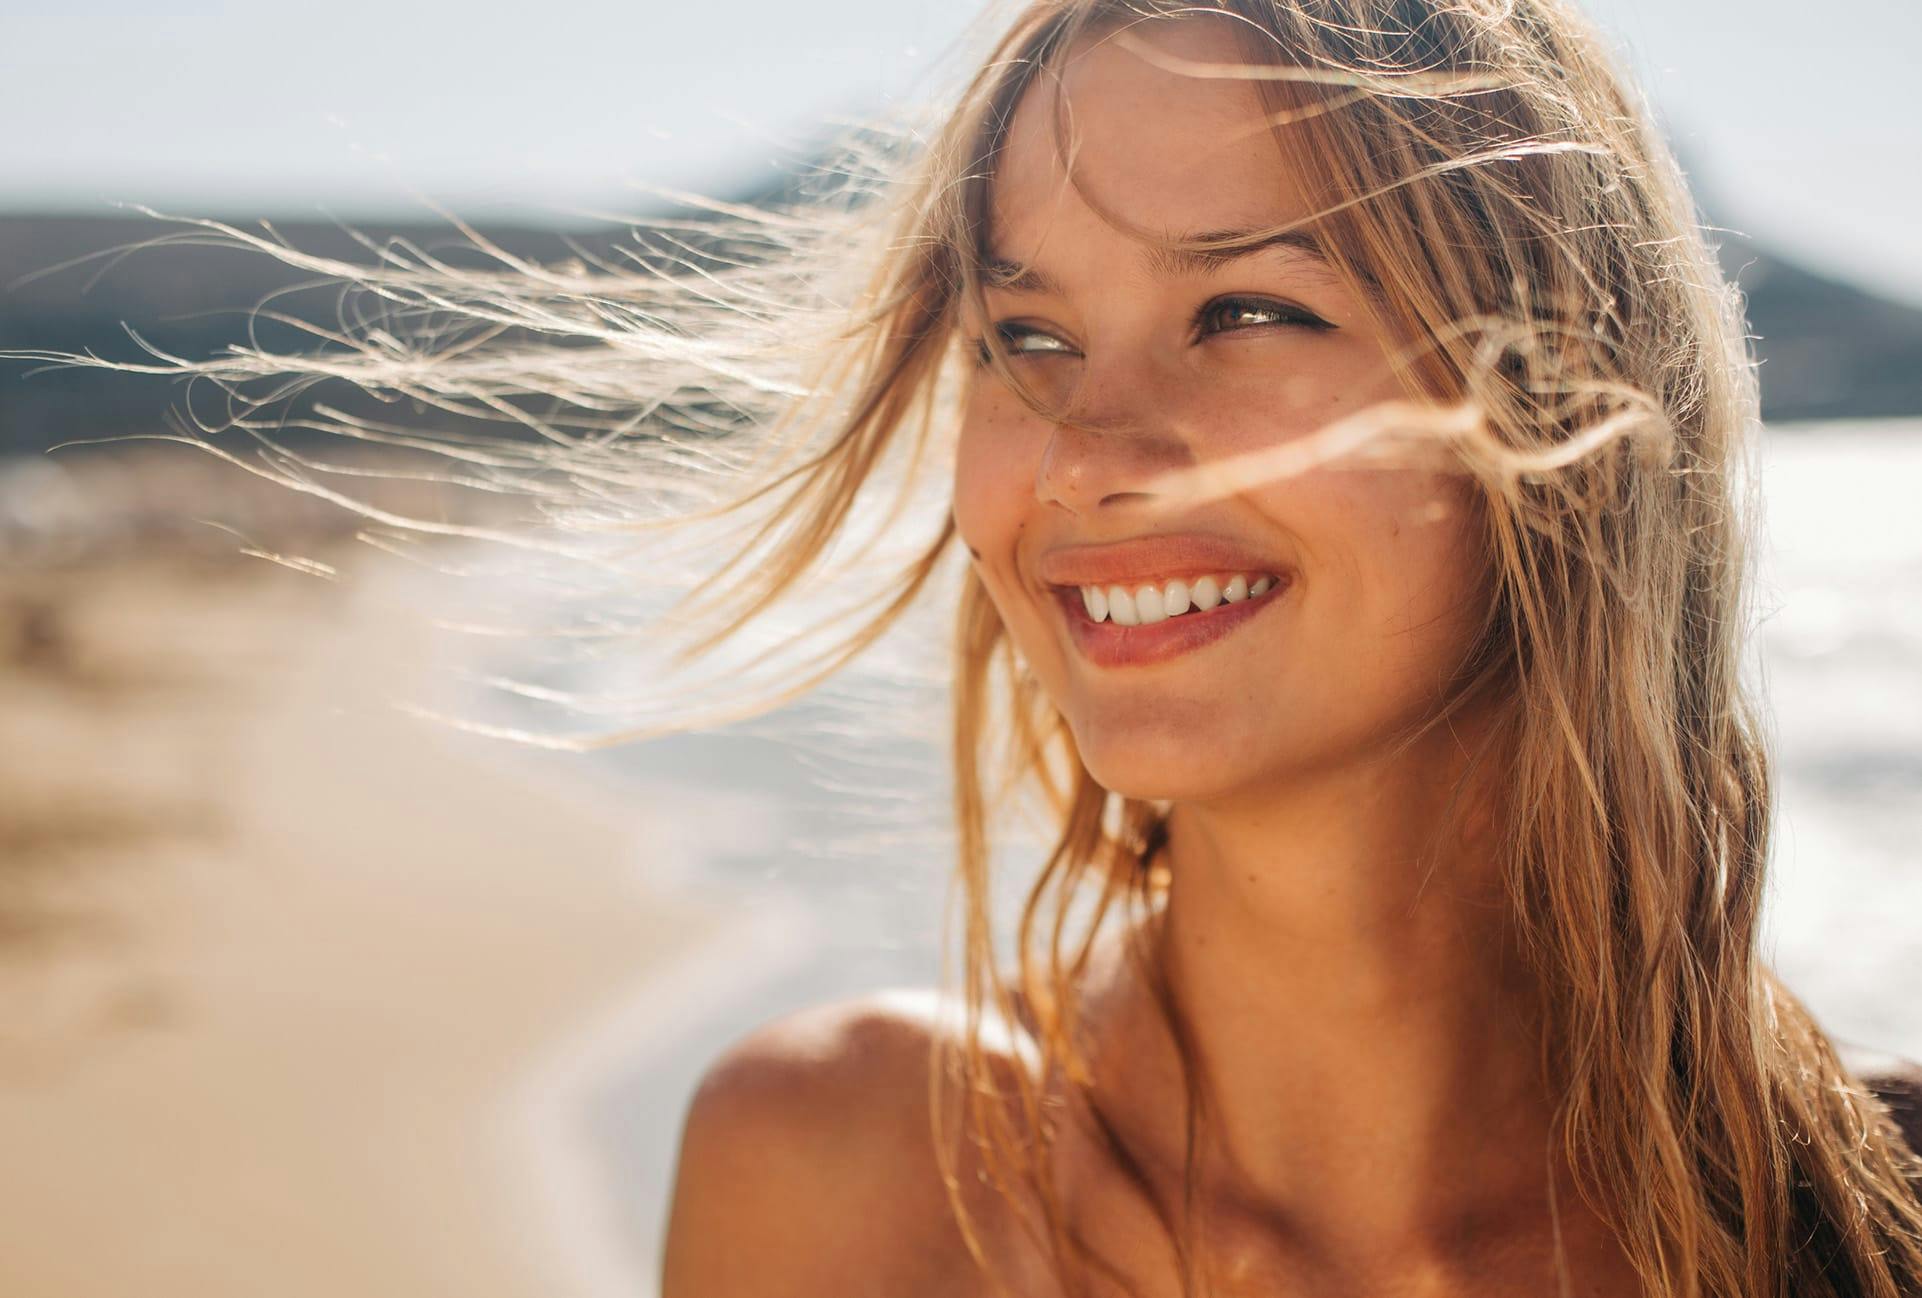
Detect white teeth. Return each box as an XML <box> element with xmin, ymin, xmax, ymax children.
<box><xmin>1076</xmin><ymin>572</ymin><xmax>1282</xmax><ymax>624</ymax></box>
<box><xmin>1134</xmin><ymin>585</ymin><xmax>1166</xmax><ymax>625</ymax></box>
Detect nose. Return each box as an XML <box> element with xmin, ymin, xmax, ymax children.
<box><xmin>1033</xmin><ymin>367</ymin><xmax>1191</xmax><ymax>517</ymax></box>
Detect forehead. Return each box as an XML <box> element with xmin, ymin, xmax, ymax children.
<box><xmin>989</xmin><ymin>16</ymin><xmax>1313</xmax><ymax>259</ymax></box>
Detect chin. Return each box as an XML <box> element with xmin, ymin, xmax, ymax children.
<box><xmin>1069</xmin><ymin>714</ymin><xmax>1257</xmax><ymax>805</ymax></box>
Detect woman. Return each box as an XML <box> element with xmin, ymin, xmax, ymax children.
<box><xmin>652</xmin><ymin>3</ymin><xmax>1922</xmax><ymax>1296</ymax></box>
<box><xmin>14</xmin><ymin>0</ymin><xmax>1916</xmax><ymax>1293</ymax></box>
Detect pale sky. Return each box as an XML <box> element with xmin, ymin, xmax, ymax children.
<box><xmin>4</xmin><ymin>0</ymin><xmax>1919</xmax><ymax>303</ymax></box>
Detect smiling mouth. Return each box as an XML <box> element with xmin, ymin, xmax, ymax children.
<box><xmin>1052</xmin><ymin>570</ymin><xmax>1293</xmax><ymax>668</ymax></box>
<box><xmin>1067</xmin><ymin>570</ymin><xmax>1284</xmax><ymax>626</ymax></box>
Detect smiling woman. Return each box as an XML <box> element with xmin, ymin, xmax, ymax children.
<box><xmin>679</xmin><ymin>2</ymin><xmax>1922</xmax><ymax>1290</ymax></box>
<box><xmin>14</xmin><ymin>0</ymin><xmax>1921</xmax><ymax>1295</ymax></box>
<box><xmin>680</xmin><ymin>3</ymin><xmax>1922</xmax><ymax>1290</ymax></box>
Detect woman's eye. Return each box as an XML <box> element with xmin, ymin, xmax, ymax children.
<box><xmin>974</xmin><ymin>323</ymin><xmax>1075</xmax><ymax>366</ymax></box>
<box><xmin>1195</xmin><ymin>295</ymin><xmax>1331</xmax><ymax>337</ymax></box>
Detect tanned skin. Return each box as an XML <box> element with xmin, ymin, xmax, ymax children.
<box><xmin>661</xmin><ymin>15</ymin><xmax>1922</xmax><ymax>1297</ymax></box>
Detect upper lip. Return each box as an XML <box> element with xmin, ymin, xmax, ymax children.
<box><xmin>1036</xmin><ymin>534</ymin><xmax>1292</xmax><ymax>588</ymax></box>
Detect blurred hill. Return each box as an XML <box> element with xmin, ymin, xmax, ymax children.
<box><xmin>3</xmin><ymin>206</ymin><xmax>1919</xmax><ymax>459</ymax></box>
<box><xmin>0</xmin><ymin>214</ymin><xmax>609</xmax><ymax>461</ymax></box>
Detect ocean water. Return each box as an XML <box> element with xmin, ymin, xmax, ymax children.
<box><xmin>461</xmin><ymin>417</ymin><xmax>1922</xmax><ymax>1285</ymax></box>
<box><xmin>1748</xmin><ymin>421</ymin><xmax>1922</xmax><ymax>1057</ymax></box>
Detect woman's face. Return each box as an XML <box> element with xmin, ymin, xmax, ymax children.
<box><xmin>952</xmin><ymin>17</ymin><xmax>1493</xmax><ymax>805</ymax></box>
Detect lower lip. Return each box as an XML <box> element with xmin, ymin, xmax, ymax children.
<box><xmin>1055</xmin><ymin>579</ymin><xmax>1292</xmax><ymax>668</ymax></box>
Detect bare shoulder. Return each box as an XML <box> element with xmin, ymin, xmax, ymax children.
<box><xmin>660</xmin><ymin>989</ymin><xmax>1035</xmax><ymax>1298</ymax></box>
<box><xmin>1837</xmin><ymin>1040</ymin><xmax>1922</xmax><ymax>1157</ymax></box>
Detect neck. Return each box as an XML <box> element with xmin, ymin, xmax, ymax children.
<box><xmin>1082</xmin><ymin>708</ymin><xmax>1562</xmax><ymax>1259</ymax></box>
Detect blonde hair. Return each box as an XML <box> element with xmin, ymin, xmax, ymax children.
<box><xmin>18</xmin><ymin>1</ymin><xmax>1921</xmax><ymax>1293</ymax></box>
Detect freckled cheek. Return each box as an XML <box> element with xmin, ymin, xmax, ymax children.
<box><xmin>952</xmin><ymin>408</ymin><xmax>1042</xmax><ymax>577</ymax></box>
<box><xmin>1178</xmin><ymin>377</ymin><xmax>1360</xmax><ymax>461</ymax></box>
<box><xmin>1289</xmin><ymin>474</ymin><xmax>1486</xmax><ymax>627</ymax></box>
<box><xmin>1378</xmin><ymin>475</ymin><xmax>1483</xmax><ymax>579</ymax></box>
<box><xmin>1197</xmin><ymin>350</ymin><xmax>1408</xmax><ymax>443</ymax></box>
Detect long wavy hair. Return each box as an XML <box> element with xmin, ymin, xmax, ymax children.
<box><xmin>15</xmin><ymin>1</ymin><xmax>1921</xmax><ymax>1294</ymax></box>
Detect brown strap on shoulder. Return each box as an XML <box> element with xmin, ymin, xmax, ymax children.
<box><xmin>1870</xmin><ymin>1073</ymin><xmax>1922</xmax><ymax>1160</ymax></box>
<box><xmin>1837</xmin><ymin>1043</ymin><xmax>1922</xmax><ymax>1160</ymax></box>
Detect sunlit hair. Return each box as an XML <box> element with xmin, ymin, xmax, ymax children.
<box><xmin>16</xmin><ymin>0</ymin><xmax>1921</xmax><ymax>1293</ymax></box>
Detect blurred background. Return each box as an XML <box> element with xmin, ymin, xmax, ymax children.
<box><xmin>1</xmin><ymin>1</ymin><xmax>1918</xmax><ymax>1295</ymax></box>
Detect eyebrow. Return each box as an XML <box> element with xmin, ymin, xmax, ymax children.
<box><xmin>982</xmin><ymin>226</ymin><xmax>1337</xmax><ymax>296</ymax></box>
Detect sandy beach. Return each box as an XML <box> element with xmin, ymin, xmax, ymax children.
<box><xmin>0</xmin><ymin>447</ymin><xmax>753</xmax><ymax>1298</ymax></box>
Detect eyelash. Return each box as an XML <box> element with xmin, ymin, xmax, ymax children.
<box><xmin>972</xmin><ymin>295</ymin><xmax>1332</xmax><ymax>367</ymax></box>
